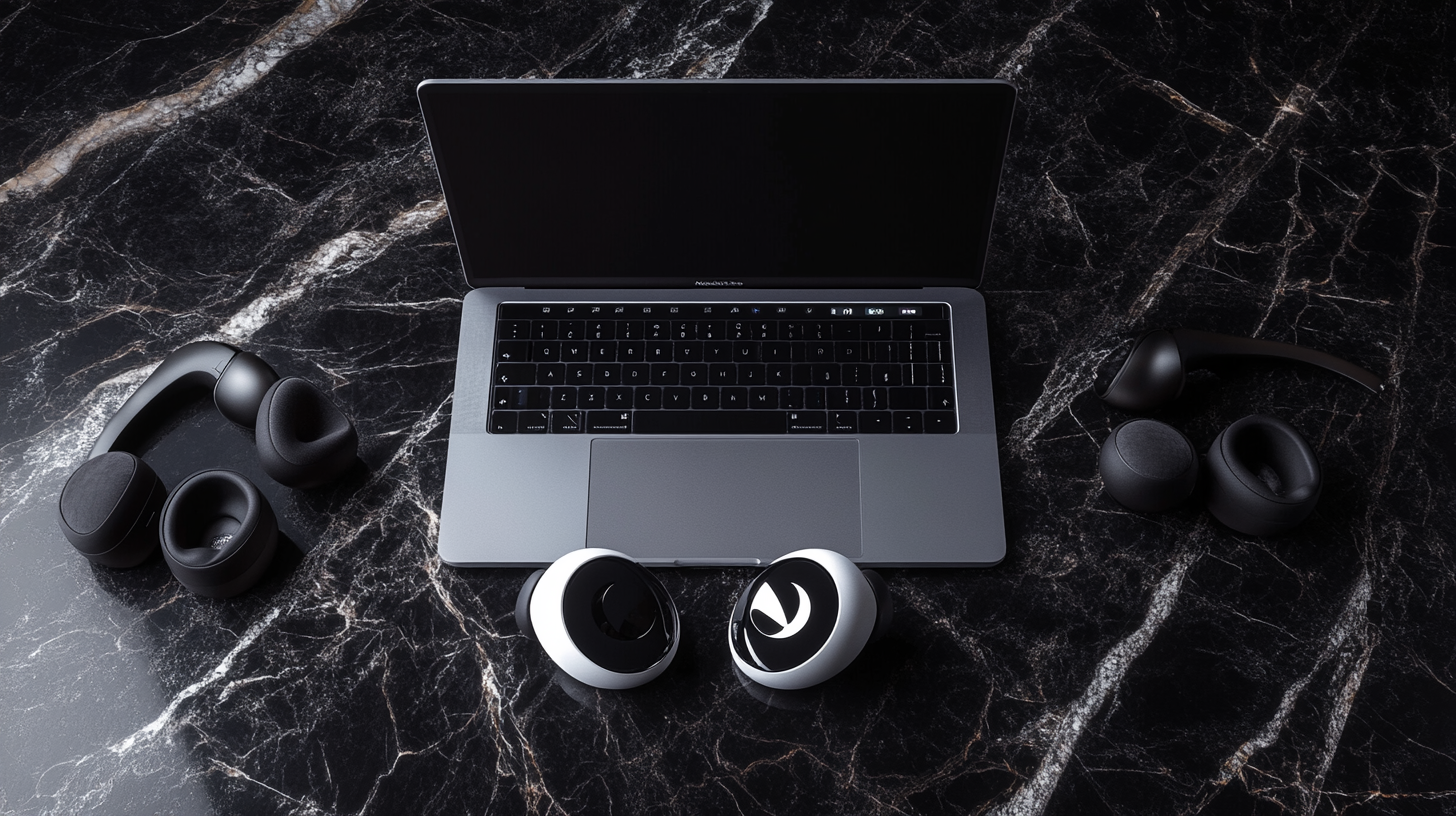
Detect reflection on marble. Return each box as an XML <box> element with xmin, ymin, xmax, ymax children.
<box><xmin>1</xmin><ymin>1</ymin><xmax>1452</xmax><ymax>814</ymax></box>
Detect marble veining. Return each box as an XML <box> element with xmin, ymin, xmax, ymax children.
<box><xmin>1</xmin><ymin>1</ymin><xmax>1452</xmax><ymax>814</ymax></box>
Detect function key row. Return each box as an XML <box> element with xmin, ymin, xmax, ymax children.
<box><xmin>495</xmin><ymin>385</ymin><xmax>957</xmax><ymax>412</ymax></box>
<box><xmin>490</xmin><ymin>410</ymin><xmax>957</xmax><ymax>435</ymax></box>
<box><xmin>497</xmin><ymin>340</ymin><xmax>951</xmax><ymax>365</ymax></box>
<box><xmin>491</xmin><ymin>363</ymin><xmax>953</xmax><ymax>388</ymax></box>
<box><xmin>499</xmin><ymin>303</ymin><xmax>948</xmax><ymax>320</ymax></box>
<box><xmin>496</xmin><ymin>319</ymin><xmax>951</xmax><ymax>342</ymax></box>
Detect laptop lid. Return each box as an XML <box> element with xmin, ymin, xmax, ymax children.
<box><xmin>417</xmin><ymin>79</ymin><xmax>1016</xmax><ymax>290</ymax></box>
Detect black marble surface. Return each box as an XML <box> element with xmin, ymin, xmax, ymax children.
<box><xmin>2</xmin><ymin>2</ymin><xmax>1453</xmax><ymax>814</ymax></box>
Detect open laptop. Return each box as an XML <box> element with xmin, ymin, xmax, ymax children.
<box><xmin>418</xmin><ymin>79</ymin><xmax>1014</xmax><ymax>567</ymax></box>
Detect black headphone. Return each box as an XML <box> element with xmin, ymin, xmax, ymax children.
<box><xmin>1094</xmin><ymin>328</ymin><xmax>1380</xmax><ymax>535</ymax></box>
<box><xmin>57</xmin><ymin>342</ymin><xmax>358</xmax><ymax>596</ymax></box>
<box><xmin>516</xmin><ymin>548</ymin><xmax>891</xmax><ymax>690</ymax></box>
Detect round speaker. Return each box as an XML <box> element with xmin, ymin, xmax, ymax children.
<box><xmin>729</xmin><ymin>549</ymin><xmax>889</xmax><ymax>690</ymax></box>
<box><xmin>57</xmin><ymin>452</ymin><xmax>166</xmax><ymax>568</ymax></box>
<box><xmin>519</xmin><ymin>548</ymin><xmax>679</xmax><ymax>689</ymax></box>
<box><xmin>1205</xmin><ymin>414</ymin><xmax>1321</xmax><ymax>536</ymax></box>
<box><xmin>160</xmin><ymin>469</ymin><xmax>278</xmax><ymax>597</ymax></box>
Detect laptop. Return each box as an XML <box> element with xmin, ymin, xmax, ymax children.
<box><xmin>418</xmin><ymin>79</ymin><xmax>1014</xmax><ymax>567</ymax></box>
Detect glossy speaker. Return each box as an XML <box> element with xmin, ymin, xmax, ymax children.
<box><xmin>728</xmin><ymin>549</ymin><xmax>892</xmax><ymax>690</ymax></box>
<box><xmin>516</xmin><ymin>548</ymin><xmax>680</xmax><ymax>689</ymax></box>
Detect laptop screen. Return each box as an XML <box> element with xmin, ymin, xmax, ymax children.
<box><xmin>418</xmin><ymin>80</ymin><xmax>1016</xmax><ymax>290</ymax></box>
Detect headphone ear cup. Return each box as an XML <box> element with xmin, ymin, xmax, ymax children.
<box><xmin>1205</xmin><ymin>414</ymin><xmax>1321</xmax><ymax>536</ymax></box>
<box><xmin>160</xmin><ymin>470</ymin><xmax>278</xmax><ymax>597</ymax></box>
<box><xmin>57</xmin><ymin>452</ymin><xmax>166</xmax><ymax>568</ymax></box>
<box><xmin>254</xmin><ymin>377</ymin><xmax>358</xmax><ymax>488</ymax></box>
<box><xmin>1098</xmin><ymin>419</ymin><xmax>1200</xmax><ymax>513</ymax></box>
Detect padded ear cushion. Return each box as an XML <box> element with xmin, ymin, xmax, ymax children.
<box><xmin>57</xmin><ymin>452</ymin><xmax>166</xmax><ymax>568</ymax></box>
<box><xmin>160</xmin><ymin>469</ymin><xmax>278</xmax><ymax>597</ymax></box>
<box><xmin>1205</xmin><ymin>415</ymin><xmax>1321</xmax><ymax>536</ymax></box>
<box><xmin>255</xmin><ymin>377</ymin><xmax>358</xmax><ymax>488</ymax></box>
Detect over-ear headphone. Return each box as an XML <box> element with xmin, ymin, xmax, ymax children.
<box><xmin>1096</xmin><ymin>328</ymin><xmax>1382</xmax><ymax>411</ymax></box>
<box><xmin>516</xmin><ymin>548</ymin><xmax>680</xmax><ymax>689</ymax></box>
<box><xmin>1099</xmin><ymin>416</ymin><xmax>1321</xmax><ymax>536</ymax></box>
<box><xmin>729</xmin><ymin>549</ymin><xmax>892</xmax><ymax>690</ymax></box>
<box><xmin>1095</xmin><ymin>328</ymin><xmax>1379</xmax><ymax>536</ymax></box>
<box><xmin>57</xmin><ymin>341</ymin><xmax>358</xmax><ymax>596</ymax></box>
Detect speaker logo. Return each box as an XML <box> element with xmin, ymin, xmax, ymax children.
<box><xmin>749</xmin><ymin>582</ymin><xmax>812</xmax><ymax>639</ymax></box>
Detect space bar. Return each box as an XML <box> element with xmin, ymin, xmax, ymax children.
<box><xmin>632</xmin><ymin>411</ymin><xmax>786</xmax><ymax>434</ymax></box>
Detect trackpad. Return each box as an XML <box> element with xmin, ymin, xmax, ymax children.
<box><xmin>587</xmin><ymin>439</ymin><xmax>862</xmax><ymax>563</ymax></box>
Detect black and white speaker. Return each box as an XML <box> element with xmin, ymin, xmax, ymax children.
<box><xmin>728</xmin><ymin>549</ymin><xmax>892</xmax><ymax>690</ymax></box>
<box><xmin>516</xmin><ymin>548</ymin><xmax>680</xmax><ymax>690</ymax></box>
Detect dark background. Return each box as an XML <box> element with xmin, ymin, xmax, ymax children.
<box><xmin>1</xmin><ymin>1</ymin><xmax>1452</xmax><ymax>814</ymax></box>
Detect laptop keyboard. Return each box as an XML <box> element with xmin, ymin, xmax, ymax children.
<box><xmin>489</xmin><ymin>303</ymin><xmax>956</xmax><ymax>434</ymax></box>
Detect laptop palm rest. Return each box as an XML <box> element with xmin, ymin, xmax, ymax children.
<box><xmin>586</xmin><ymin>439</ymin><xmax>863</xmax><ymax>563</ymax></box>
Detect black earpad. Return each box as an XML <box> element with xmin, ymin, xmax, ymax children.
<box><xmin>862</xmin><ymin>569</ymin><xmax>894</xmax><ymax>643</ymax></box>
<box><xmin>160</xmin><ymin>469</ymin><xmax>278</xmax><ymax>597</ymax></box>
<box><xmin>1205</xmin><ymin>414</ymin><xmax>1320</xmax><ymax>536</ymax></box>
<box><xmin>1098</xmin><ymin>419</ymin><xmax>1200</xmax><ymax>513</ymax></box>
<box><xmin>57</xmin><ymin>452</ymin><xmax>166</xmax><ymax>568</ymax></box>
<box><xmin>516</xmin><ymin>568</ymin><xmax>545</xmax><ymax>641</ymax></box>
<box><xmin>254</xmin><ymin>377</ymin><xmax>358</xmax><ymax>489</ymax></box>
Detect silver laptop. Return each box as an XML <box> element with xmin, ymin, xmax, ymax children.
<box><xmin>419</xmin><ymin>79</ymin><xmax>1014</xmax><ymax>567</ymax></box>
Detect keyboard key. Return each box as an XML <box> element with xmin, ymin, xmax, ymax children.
<box><xmin>496</xmin><ymin>340</ymin><xmax>530</xmax><ymax>362</ymax></box>
<box><xmin>550</xmin><ymin>411</ymin><xmax>582</xmax><ymax>433</ymax></box>
<box><xmin>872</xmin><ymin>364</ymin><xmax>901</xmax><ymax>386</ymax></box>
<box><xmin>565</xmin><ymin>363</ymin><xmax>592</xmax><ymax>385</ymax></box>
<box><xmin>893</xmin><ymin>411</ymin><xmax>924</xmax><ymax>433</ymax></box>
<box><xmin>494</xmin><ymin>363</ymin><xmax>535</xmax><ymax>386</ymax></box>
<box><xmin>634</xmin><ymin>387</ymin><xmax>663</xmax><ymax>409</ymax></box>
<box><xmin>924</xmin><ymin>412</ymin><xmax>957</xmax><ymax>433</ymax></box>
<box><xmin>491</xmin><ymin>411</ymin><xmax>517</xmax><ymax>433</ymax></box>
<box><xmin>590</xmin><ymin>341</ymin><xmax>617</xmax><ymax>362</ymax></box>
<box><xmin>890</xmin><ymin>388</ymin><xmax>927</xmax><ymax>409</ymax></box>
<box><xmin>622</xmin><ymin>363</ymin><xmax>650</xmax><ymax>386</ymax></box>
<box><xmin>749</xmin><ymin>388</ymin><xmax>778</xmax><ymax>409</ymax></box>
<box><xmin>606</xmin><ymin>387</ymin><xmax>633</xmax><ymax>409</ymax></box>
<box><xmin>787</xmin><ymin>411</ymin><xmax>827</xmax><ymax>433</ymax></box>
<box><xmin>864</xmin><ymin>387</ymin><xmax>888</xmax><ymax>411</ymax></box>
<box><xmin>708</xmin><ymin>365</ymin><xmax>737</xmax><ymax>385</ymax></box>
<box><xmin>592</xmin><ymin>363</ymin><xmax>621</xmax><ymax>385</ymax></box>
<box><xmin>828</xmin><ymin>388</ymin><xmax>861</xmax><ymax>410</ymax></box>
<box><xmin>499</xmin><ymin>320</ymin><xmax>532</xmax><ymax>340</ymax></box>
<box><xmin>780</xmin><ymin>387</ymin><xmax>805</xmax><ymax>410</ymax></box>
<box><xmin>551</xmin><ymin>387</ymin><xmax>578</xmax><ymax>409</ymax></box>
<box><xmin>537</xmin><ymin>364</ymin><xmax>566</xmax><ymax>385</ymax></box>
<box><xmin>651</xmin><ymin>364</ymin><xmax>681</xmax><ymax>385</ymax></box>
<box><xmin>805</xmin><ymin>388</ymin><xmax>826</xmax><ymax>409</ymax></box>
<box><xmin>675</xmin><ymin>341</ymin><xmax>703</xmax><ymax>362</ymax></box>
<box><xmin>618</xmin><ymin>342</ymin><xmax>645</xmax><ymax>363</ymax></box>
<box><xmin>532</xmin><ymin>321</ymin><xmax>557</xmax><ymax>340</ymax></box>
<box><xmin>704</xmin><ymin>342</ymin><xmax>733</xmax><ymax>362</ymax></box>
<box><xmin>860</xmin><ymin>411</ymin><xmax>892</xmax><ymax>433</ymax></box>
<box><xmin>830</xmin><ymin>411</ymin><xmax>857</xmax><ymax>433</ymax></box>
<box><xmin>519</xmin><ymin>411</ymin><xmax>549</xmax><ymax>433</ymax></box>
<box><xmin>559</xmin><ymin>321</ymin><xmax>585</xmax><ymax>341</ymax></box>
<box><xmin>929</xmin><ymin>387</ymin><xmax>955</xmax><ymax>411</ymax></box>
<box><xmin>634</xmin><ymin>411</ymin><xmax>786</xmax><ymax>434</ymax></box>
<box><xmin>680</xmin><ymin>364</ymin><xmax>707</xmax><ymax>385</ymax></box>
<box><xmin>561</xmin><ymin>342</ymin><xmax>589</xmax><ymax>362</ymax></box>
<box><xmin>720</xmin><ymin>387</ymin><xmax>748</xmax><ymax>409</ymax></box>
<box><xmin>663</xmin><ymin>387</ymin><xmax>691</xmax><ymax>408</ymax></box>
<box><xmin>586</xmin><ymin>411</ymin><xmax>632</xmax><ymax>434</ymax></box>
<box><xmin>579</xmin><ymin>387</ymin><xmax>605</xmax><ymax>410</ymax></box>
<box><xmin>692</xmin><ymin>387</ymin><xmax>719</xmax><ymax>409</ymax></box>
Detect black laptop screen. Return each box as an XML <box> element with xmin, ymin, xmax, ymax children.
<box><xmin>418</xmin><ymin>80</ymin><xmax>1015</xmax><ymax>289</ymax></box>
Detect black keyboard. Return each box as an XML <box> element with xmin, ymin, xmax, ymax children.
<box><xmin>489</xmin><ymin>303</ymin><xmax>956</xmax><ymax>434</ymax></box>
